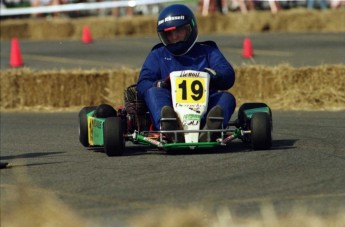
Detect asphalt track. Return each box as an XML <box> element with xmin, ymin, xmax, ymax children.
<box><xmin>1</xmin><ymin>111</ymin><xmax>345</xmax><ymax>225</ymax></box>
<box><xmin>1</xmin><ymin>33</ymin><xmax>345</xmax><ymax>226</ymax></box>
<box><xmin>1</xmin><ymin>32</ymin><xmax>344</xmax><ymax>69</ymax></box>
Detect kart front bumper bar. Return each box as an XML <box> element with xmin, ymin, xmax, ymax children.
<box><xmin>126</xmin><ymin>128</ymin><xmax>251</xmax><ymax>149</ymax></box>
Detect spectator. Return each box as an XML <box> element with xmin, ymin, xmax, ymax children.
<box><xmin>330</xmin><ymin>0</ymin><xmax>345</xmax><ymax>9</ymax></box>
<box><xmin>230</xmin><ymin>0</ymin><xmax>280</xmax><ymax>14</ymax></box>
<box><xmin>30</xmin><ymin>0</ymin><xmax>65</xmax><ymax>17</ymax></box>
<box><xmin>268</xmin><ymin>0</ymin><xmax>280</xmax><ymax>13</ymax></box>
<box><xmin>112</xmin><ymin>7</ymin><xmax>133</xmax><ymax>17</ymax></box>
<box><xmin>111</xmin><ymin>0</ymin><xmax>133</xmax><ymax>17</ymax></box>
<box><xmin>307</xmin><ymin>0</ymin><xmax>328</xmax><ymax>10</ymax></box>
<box><xmin>229</xmin><ymin>0</ymin><xmax>252</xmax><ymax>14</ymax></box>
<box><xmin>198</xmin><ymin>0</ymin><xmax>230</xmax><ymax>15</ymax></box>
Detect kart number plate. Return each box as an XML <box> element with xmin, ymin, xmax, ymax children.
<box><xmin>175</xmin><ymin>78</ymin><xmax>206</xmax><ymax>104</ymax></box>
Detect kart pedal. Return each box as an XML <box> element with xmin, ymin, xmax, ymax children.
<box><xmin>199</xmin><ymin>105</ymin><xmax>224</xmax><ymax>142</ymax></box>
<box><xmin>160</xmin><ymin>106</ymin><xmax>184</xmax><ymax>143</ymax></box>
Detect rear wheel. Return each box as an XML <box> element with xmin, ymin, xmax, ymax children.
<box><xmin>251</xmin><ymin>112</ymin><xmax>272</xmax><ymax>150</ymax></box>
<box><xmin>79</xmin><ymin>106</ymin><xmax>97</xmax><ymax>147</ymax></box>
<box><xmin>93</xmin><ymin>104</ymin><xmax>117</xmax><ymax>118</ymax></box>
<box><xmin>104</xmin><ymin>117</ymin><xmax>125</xmax><ymax>156</ymax></box>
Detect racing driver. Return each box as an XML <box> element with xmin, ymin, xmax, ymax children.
<box><xmin>136</xmin><ymin>4</ymin><xmax>236</xmax><ymax>142</ymax></box>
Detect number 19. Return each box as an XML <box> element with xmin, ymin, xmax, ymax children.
<box><xmin>178</xmin><ymin>80</ymin><xmax>204</xmax><ymax>101</ymax></box>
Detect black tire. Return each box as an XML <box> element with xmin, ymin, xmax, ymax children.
<box><xmin>238</xmin><ymin>102</ymin><xmax>271</xmax><ymax>127</ymax></box>
<box><xmin>79</xmin><ymin>106</ymin><xmax>97</xmax><ymax>147</ymax></box>
<box><xmin>251</xmin><ymin>112</ymin><xmax>272</xmax><ymax>150</ymax></box>
<box><xmin>93</xmin><ymin>104</ymin><xmax>117</xmax><ymax>118</ymax></box>
<box><xmin>104</xmin><ymin>117</ymin><xmax>125</xmax><ymax>156</ymax></box>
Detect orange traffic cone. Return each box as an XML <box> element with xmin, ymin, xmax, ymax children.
<box><xmin>82</xmin><ymin>25</ymin><xmax>92</xmax><ymax>44</ymax></box>
<box><xmin>242</xmin><ymin>37</ymin><xmax>254</xmax><ymax>58</ymax></box>
<box><xmin>10</xmin><ymin>37</ymin><xmax>23</xmax><ymax>67</ymax></box>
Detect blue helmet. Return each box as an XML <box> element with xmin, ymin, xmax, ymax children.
<box><xmin>157</xmin><ymin>4</ymin><xmax>198</xmax><ymax>56</ymax></box>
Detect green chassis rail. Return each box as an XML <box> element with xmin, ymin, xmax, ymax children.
<box><xmin>127</xmin><ymin>106</ymin><xmax>271</xmax><ymax>150</ymax></box>
<box><xmin>131</xmin><ymin>128</ymin><xmax>244</xmax><ymax>150</ymax></box>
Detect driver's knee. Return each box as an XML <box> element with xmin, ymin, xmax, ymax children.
<box><xmin>210</xmin><ymin>92</ymin><xmax>236</xmax><ymax>126</ymax></box>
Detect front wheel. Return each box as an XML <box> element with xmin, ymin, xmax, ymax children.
<box><xmin>251</xmin><ymin>112</ymin><xmax>272</xmax><ymax>150</ymax></box>
<box><xmin>104</xmin><ymin>117</ymin><xmax>125</xmax><ymax>156</ymax></box>
<box><xmin>238</xmin><ymin>102</ymin><xmax>271</xmax><ymax>128</ymax></box>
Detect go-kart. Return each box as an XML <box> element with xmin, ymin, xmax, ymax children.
<box><xmin>78</xmin><ymin>70</ymin><xmax>272</xmax><ymax>156</ymax></box>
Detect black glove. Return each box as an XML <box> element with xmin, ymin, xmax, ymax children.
<box><xmin>203</xmin><ymin>68</ymin><xmax>220</xmax><ymax>86</ymax></box>
<box><xmin>154</xmin><ymin>76</ymin><xmax>171</xmax><ymax>89</ymax></box>
<box><xmin>203</xmin><ymin>68</ymin><xmax>218</xmax><ymax>80</ymax></box>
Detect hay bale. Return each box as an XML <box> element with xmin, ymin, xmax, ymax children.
<box><xmin>0</xmin><ymin>69</ymin><xmax>110</xmax><ymax>109</ymax></box>
<box><xmin>130</xmin><ymin>16</ymin><xmax>157</xmax><ymax>35</ymax></box>
<box><xmin>232</xmin><ymin>64</ymin><xmax>345</xmax><ymax>110</ymax></box>
<box><xmin>1</xmin><ymin>65</ymin><xmax>344</xmax><ymax>111</ymax></box>
<box><xmin>106</xmin><ymin>68</ymin><xmax>139</xmax><ymax>107</ymax></box>
<box><xmin>269</xmin><ymin>9</ymin><xmax>345</xmax><ymax>32</ymax></box>
<box><xmin>1</xmin><ymin>9</ymin><xmax>345</xmax><ymax>41</ymax></box>
<box><xmin>215</xmin><ymin>12</ymin><xmax>271</xmax><ymax>34</ymax></box>
<box><xmin>0</xmin><ymin>20</ymin><xmax>29</xmax><ymax>40</ymax></box>
<box><xmin>115</xmin><ymin>16</ymin><xmax>156</xmax><ymax>36</ymax></box>
<box><xmin>71</xmin><ymin>17</ymin><xmax>117</xmax><ymax>40</ymax></box>
<box><xmin>27</xmin><ymin>19</ymin><xmax>74</xmax><ymax>40</ymax></box>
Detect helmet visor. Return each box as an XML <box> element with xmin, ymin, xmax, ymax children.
<box><xmin>158</xmin><ymin>24</ymin><xmax>192</xmax><ymax>46</ymax></box>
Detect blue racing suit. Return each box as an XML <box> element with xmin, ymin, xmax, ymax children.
<box><xmin>136</xmin><ymin>41</ymin><xmax>236</xmax><ymax>130</ymax></box>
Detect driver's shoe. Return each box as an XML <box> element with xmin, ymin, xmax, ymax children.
<box><xmin>199</xmin><ymin>105</ymin><xmax>223</xmax><ymax>142</ymax></box>
<box><xmin>160</xmin><ymin>106</ymin><xmax>184</xmax><ymax>143</ymax></box>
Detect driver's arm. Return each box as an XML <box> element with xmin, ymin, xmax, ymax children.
<box><xmin>206</xmin><ymin>45</ymin><xmax>235</xmax><ymax>91</ymax></box>
<box><xmin>136</xmin><ymin>52</ymin><xmax>161</xmax><ymax>98</ymax></box>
